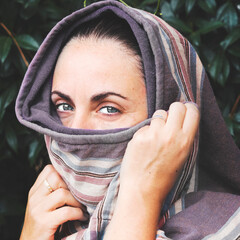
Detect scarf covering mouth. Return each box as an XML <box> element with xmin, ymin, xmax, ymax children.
<box><xmin>15</xmin><ymin>1</ymin><xmax>240</xmax><ymax>239</ymax></box>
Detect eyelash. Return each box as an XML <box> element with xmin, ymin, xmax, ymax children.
<box><xmin>98</xmin><ymin>106</ymin><xmax>120</xmax><ymax>115</ymax></box>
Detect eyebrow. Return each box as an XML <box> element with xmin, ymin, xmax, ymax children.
<box><xmin>51</xmin><ymin>91</ymin><xmax>127</xmax><ymax>103</ymax></box>
<box><xmin>90</xmin><ymin>92</ymin><xmax>127</xmax><ymax>102</ymax></box>
<box><xmin>51</xmin><ymin>91</ymin><xmax>72</xmax><ymax>102</ymax></box>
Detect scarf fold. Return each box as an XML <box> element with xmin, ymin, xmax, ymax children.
<box><xmin>15</xmin><ymin>1</ymin><xmax>240</xmax><ymax>239</ymax></box>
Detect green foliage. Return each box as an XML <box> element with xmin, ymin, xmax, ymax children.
<box><xmin>0</xmin><ymin>0</ymin><xmax>239</xmax><ymax>239</ymax></box>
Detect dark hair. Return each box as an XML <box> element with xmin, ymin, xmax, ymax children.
<box><xmin>66</xmin><ymin>11</ymin><xmax>143</xmax><ymax>76</ymax></box>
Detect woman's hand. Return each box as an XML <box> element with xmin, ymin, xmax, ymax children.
<box><xmin>20</xmin><ymin>165</ymin><xmax>88</xmax><ymax>240</ymax></box>
<box><xmin>121</xmin><ymin>102</ymin><xmax>200</xmax><ymax>202</ymax></box>
<box><xmin>104</xmin><ymin>102</ymin><xmax>200</xmax><ymax>240</ymax></box>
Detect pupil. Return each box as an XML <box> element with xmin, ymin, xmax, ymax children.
<box><xmin>63</xmin><ymin>104</ymin><xmax>72</xmax><ymax>110</ymax></box>
<box><xmin>107</xmin><ymin>106</ymin><xmax>117</xmax><ymax>113</ymax></box>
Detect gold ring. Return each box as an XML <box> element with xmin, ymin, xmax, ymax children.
<box><xmin>44</xmin><ymin>179</ymin><xmax>54</xmax><ymax>193</ymax></box>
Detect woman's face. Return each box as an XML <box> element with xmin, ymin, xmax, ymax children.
<box><xmin>51</xmin><ymin>38</ymin><xmax>147</xmax><ymax>130</ymax></box>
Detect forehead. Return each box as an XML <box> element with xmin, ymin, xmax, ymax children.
<box><xmin>52</xmin><ymin>37</ymin><xmax>145</xmax><ymax>95</ymax></box>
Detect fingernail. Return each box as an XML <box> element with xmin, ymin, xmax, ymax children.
<box><xmin>183</xmin><ymin>101</ymin><xmax>199</xmax><ymax>110</ymax></box>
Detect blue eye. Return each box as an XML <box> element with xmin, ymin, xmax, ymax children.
<box><xmin>99</xmin><ymin>106</ymin><xmax>119</xmax><ymax>114</ymax></box>
<box><xmin>56</xmin><ymin>103</ymin><xmax>74</xmax><ymax>111</ymax></box>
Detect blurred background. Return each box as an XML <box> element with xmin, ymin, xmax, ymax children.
<box><xmin>0</xmin><ymin>0</ymin><xmax>239</xmax><ymax>239</ymax></box>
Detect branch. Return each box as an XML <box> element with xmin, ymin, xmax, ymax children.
<box><xmin>0</xmin><ymin>22</ymin><xmax>29</xmax><ymax>67</ymax></box>
<box><xmin>230</xmin><ymin>94</ymin><xmax>240</xmax><ymax>119</ymax></box>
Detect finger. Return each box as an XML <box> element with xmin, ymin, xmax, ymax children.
<box><xmin>50</xmin><ymin>206</ymin><xmax>88</xmax><ymax>227</ymax></box>
<box><xmin>44</xmin><ymin>188</ymin><xmax>84</xmax><ymax>211</ymax></box>
<box><xmin>131</xmin><ymin>125</ymin><xmax>149</xmax><ymax>139</ymax></box>
<box><xmin>31</xmin><ymin>171</ymin><xmax>68</xmax><ymax>203</ymax></box>
<box><xmin>46</xmin><ymin>170</ymin><xmax>68</xmax><ymax>191</ymax></box>
<box><xmin>150</xmin><ymin>110</ymin><xmax>168</xmax><ymax>128</ymax></box>
<box><xmin>165</xmin><ymin>102</ymin><xmax>186</xmax><ymax>130</ymax></box>
<box><xmin>29</xmin><ymin>165</ymin><xmax>55</xmax><ymax>197</ymax></box>
<box><xmin>182</xmin><ymin>102</ymin><xmax>200</xmax><ymax>138</ymax></box>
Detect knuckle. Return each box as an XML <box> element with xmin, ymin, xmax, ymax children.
<box><xmin>44</xmin><ymin>164</ymin><xmax>54</xmax><ymax>173</ymax></box>
<box><xmin>132</xmin><ymin>132</ymin><xmax>143</xmax><ymax>143</ymax></box>
<box><xmin>133</xmin><ymin>131</ymin><xmax>154</xmax><ymax>146</ymax></box>
<box><xmin>56</xmin><ymin>188</ymin><xmax>67</xmax><ymax>199</ymax></box>
<box><xmin>170</xmin><ymin>102</ymin><xmax>185</xmax><ymax>110</ymax></box>
<box><xmin>185</xmin><ymin>102</ymin><xmax>199</xmax><ymax>111</ymax></box>
<box><xmin>62</xmin><ymin>207</ymin><xmax>73</xmax><ymax>216</ymax></box>
<box><xmin>191</xmin><ymin>108</ymin><xmax>200</xmax><ymax>121</ymax></box>
<box><xmin>153</xmin><ymin>109</ymin><xmax>167</xmax><ymax>117</ymax></box>
<box><xmin>132</xmin><ymin>126</ymin><xmax>148</xmax><ymax>142</ymax></box>
<box><xmin>49</xmin><ymin>171</ymin><xmax>62</xmax><ymax>187</ymax></box>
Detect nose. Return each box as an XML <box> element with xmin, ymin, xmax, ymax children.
<box><xmin>69</xmin><ymin>111</ymin><xmax>94</xmax><ymax>129</ymax></box>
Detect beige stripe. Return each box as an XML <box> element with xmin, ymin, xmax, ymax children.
<box><xmin>203</xmin><ymin>207</ymin><xmax>240</xmax><ymax>240</ymax></box>
<box><xmin>52</xmin><ymin>140</ymin><xmax>121</xmax><ymax>169</ymax></box>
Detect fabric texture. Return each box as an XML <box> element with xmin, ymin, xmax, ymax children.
<box><xmin>15</xmin><ymin>1</ymin><xmax>240</xmax><ymax>239</ymax></box>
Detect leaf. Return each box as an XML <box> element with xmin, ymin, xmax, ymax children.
<box><xmin>170</xmin><ymin>0</ymin><xmax>184</xmax><ymax>12</ymax></box>
<box><xmin>209</xmin><ymin>51</ymin><xmax>230</xmax><ymax>86</ymax></box>
<box><xmin>209</xmin><ymin>58</ymin><xmax>219</xmax><ymax>80</ymax></box>
<box><xmin>16</xmin><ymin>0</ymin><xmax>26</xmax><ymax>4</ymax></box>
<box><xmin>15</xmin><ymin>34</ymin><xmax>39</xmax><ymax>51</ymax></box>
<box><xmin>0</xmin><ymin>37</ymin><xmax>12</xmax><ymax>63</ymax></box>
<box><xmin>235</xmin><ymin>112</ymin><xmax>240</xmax><ymax>123</ymax></box>
<box><xmin>217</xmin><ymin>2</ymin><xmax>238</xmax><ymax>29</ymax></box>
<box><xmin>220</xmin><ymin>28</ymin><xmax>240</xmax><ymax>50</ymax></box>
<box><xmin>40</xmin><ymin>2</ymin><xmax>66</xmax><ymax>21</ymax></box>
<box><xmin>185</xmin><ymin>0</ymin><xmax>196</xmax><ymax>14</ymax></box>
<box><xmin>0</xmin><ymin>85</ymin><xmax>17</xmax><ymax>121</ymax></box>
<box><xmin>161</xmin><ymin>2</ymin><xmax>174</xmax><ymax>18</ymax></box>
<box><xmin>219</xmin><ymin>58</ymin><xmax>230</xmax><ymax>86</ymax></box>
<box><xmin>28</xmin><ymin>139</ymin><xmax>44</xmax><ymax>166</ymax></box>
<box><xmin>5</xmin><ymin>125</ymin><xmax>18</xmax><ymax>153</ymax></box>
<box><xmin>20</xmin><ymin>0</ymin><xmax>40</xmax><ymax>20</ymax></box>
<box><xmin>224</xmin><ymin>117</ymin><xmax>234</xmax><ymax>136</ymax></box>
<box><xmin>228</xmin><ymin>45</ymin><xmax>240</xmax><ymax>58</ymax></box>
<box><xmin>194</xmin><ymin>21</ymin><xmax>223</xmax><ymax>35</ymax></box>
<box><xmin>198</xmin><ymin>0</ymin><xmax>216</xmax><ymax>14</ymax></box>
<box><xmin>189</xmin><ymin>32</ymin><xmax>201</xmax><ymax>47</ymax></box>
<box><xmin>139</xmin><ymin>0</ymin><xmax>158</xmax><ymax>8</ymax></box>
<box><xmin>163</xmin><ymin>16</ymin><xmax>192</xmax><ymax>33</ymax></box>
<box><xmin>11</xmin><ymin>50</ymin><xmax>28</xmax><ymax>74</ymax></box>
<box><xmin>230</xmin><ymin>56</ymin><xmax>240</xmax><ymax>72</ymax></box>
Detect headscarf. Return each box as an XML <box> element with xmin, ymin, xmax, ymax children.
<box><xmin>15</xmin><ymin>1</ymin><xmax>240</xmax><ymax>239</ymax></box>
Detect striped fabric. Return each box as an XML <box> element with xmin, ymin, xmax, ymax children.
<box><xmin>202</xmin><ymin>207</ymin><xmax>240</xmax><ymax>240</ymax></box>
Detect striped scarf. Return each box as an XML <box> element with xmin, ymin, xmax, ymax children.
<box><xmin>15</xmin><ymin>0</ymin><xmax>206</xmax><ymax>239</ymax></box>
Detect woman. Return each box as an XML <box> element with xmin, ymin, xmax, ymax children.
<box><xmin>16</xmin><ymin>1</ymin><xmax>240</xmax><ymax>239</ymax></box>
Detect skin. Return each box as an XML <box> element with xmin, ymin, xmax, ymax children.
<box><xmin>20</xmin><ymin>37</ymin><xmax>200</xmax><ymax>240</ymax></box>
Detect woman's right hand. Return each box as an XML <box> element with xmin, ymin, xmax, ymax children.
<box><xmin>104</xmin><ymin>102</ymin><xmax>200</xmax><ymax>240</ymax></box>
<box><xmin>120</xmin><ymin>102</ymin><xmax>200</xmax><ymax>205</ymax></box>
<box><xmin>20</xmin><ymin>165</ymin><xmax>88</xmax><ymax>240</ymax></box>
